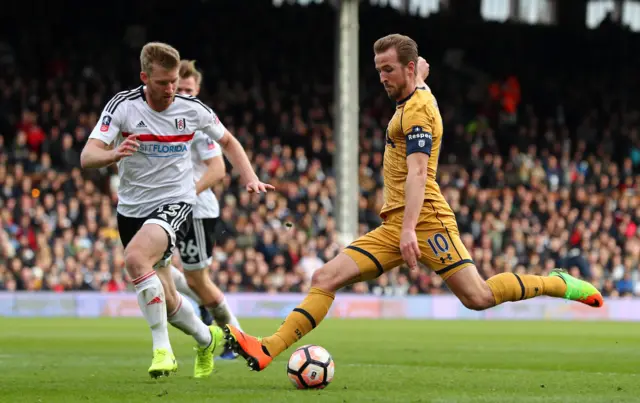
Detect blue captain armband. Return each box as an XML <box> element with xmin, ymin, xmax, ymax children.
<box><xmin>405</xmin><ymin>126</ymin><xmax>432</xmax><ymax>156</ymax></box>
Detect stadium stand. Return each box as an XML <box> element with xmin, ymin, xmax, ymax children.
<box><xmin>0</xmin><ymin>0</ymin><xmax>639</xmax><ymax>298</ymax></box>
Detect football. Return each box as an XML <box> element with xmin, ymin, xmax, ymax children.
<box><xmin>286</xmin><ymin>344</ymin><xmax>335</xmax><ymax>389</ymax></box>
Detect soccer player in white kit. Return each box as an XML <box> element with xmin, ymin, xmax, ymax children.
<box><xmin>80</xmin><ymin>42</ymin><xmax>273</xmax><ymax>378</ymax></box>
<box><xmin>169</xmin><ymin>60</ymin><xmax>242</xmax><ymax>359</ymax></box>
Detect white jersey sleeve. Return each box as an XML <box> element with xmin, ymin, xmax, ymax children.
<box><xmin>88</xmin><ymin>90</ymin><xmax>133</xmax><ymax>145</ymax></box>
<box><xmin>193</xmin><ymin>131</ymin><xmax>222</xmax><ymax>161</ymax></box>
<box><xmin>197</xmin><ymin>105</ymin><xmax>226</xmax><ymax>142</ymax></box>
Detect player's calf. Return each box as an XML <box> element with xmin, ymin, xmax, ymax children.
<box><xmin>186</xmin><ymin>273</ymin><xmax>242</xmax><ymax>359</ymax></box>
<box><xmin>185</xmin><ymin>269</ymin><xmax>223</xmax><ymax>307</ymax></box>
<box><xmin>157</xmin><ymin>264</ymin><xmax>181</xmax><ymax>312</ymax></box>
<box><xmin>184</xmin><ymin>269</ymin><xmax>237</xmax><ymax>327</ymax></box>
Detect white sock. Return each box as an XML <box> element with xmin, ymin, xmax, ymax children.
<box><xmin>167</xmin><ymin>295</ymin><xmax>212</xmax><ymax>347</ymax></box>
<box><xmin>211</xmin><ymin>298</ymin><xmax>242</xmax><ymax>331</ymax></box>
<box><xmin>170</xmin><ymin>265</ymin><xmax>201</xmax><ymax>305</ymax></box>
<box><xmin>133</xmin><ymin>271</ymin><xmax>172</xmax><ymax>353</ymax></box>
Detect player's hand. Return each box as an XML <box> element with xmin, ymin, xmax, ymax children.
<box><xmin>400</xmin><ymin>228</ymin><xmax>421</xmax><ymax>271</ymax></box>
<box><xmin>417</xmin><ymin>57</ymin><xmax>430</xmax><ymax>82</ymax></box>
<box><xmin>112</xmin><ymin>135</ymin><xmax>139</xmax><ymax>162</ymax></box>
<box><xmin>245</xmin><ymin>179</ymin><xmax>275</xmax><ymax>194</ymax></box>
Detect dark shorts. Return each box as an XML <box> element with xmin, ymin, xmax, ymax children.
<box><xmin>117</xmin><ymin>202</ymin><xmax>193</xmax><ymax>268</ymax></box>
<box><xmin>179</xmin><ymin>217</ymin><xmax>220</xmax><ymax>270</ymax></box>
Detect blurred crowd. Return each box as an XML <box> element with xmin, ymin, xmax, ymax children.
<box><xmin>1</xmin><ymin>1</ymin><xmax>640</xmax><ymax>298</ymax></box>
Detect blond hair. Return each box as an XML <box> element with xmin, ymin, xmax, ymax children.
<box><xmin>373</xmin><ymin>34</ymin><xmax>418</xmax><ymax>67</ymax></box>
<box><xmin>179</xmin><ymin>60</ymin><xmax>203</xmax><ymax>86</ymax></box>
<box><xmin>140</xmin><ymin>42</ymin><xmax>180</xmax><ymax>75</ymax></box>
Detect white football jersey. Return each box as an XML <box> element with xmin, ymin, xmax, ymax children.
<box><xmin>89</xmin><ymin>86</ymin><xmax>226</xmax><ymax>218</ymax></box>
<box><xmin>191</xmin><ymin>130</ymin><xmax>222</xmax><ymax>219</ymax></box>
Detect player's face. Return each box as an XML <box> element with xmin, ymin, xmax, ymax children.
<box><xmin>177</xmin><ymin>76</ymin><xmax>200</xmax><ymax>96</ymax></box>
<box><xmin>140</xmin><ymin>63</ymin><xmax>179</xmax><ymax>110</ymax></box>
<box><xmin>374</xmin><ymin>48</ymin><xmax>415</xmax><ymax>101</ymax></box>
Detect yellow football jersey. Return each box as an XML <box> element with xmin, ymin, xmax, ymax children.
<box><xmin>380</xmin><ymin>87</ymin><xmax>447</xmax><ymax>217</ymax></box>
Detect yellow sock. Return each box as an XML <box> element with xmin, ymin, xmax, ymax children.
<box><xmin>486</xmin><ymin>273</ymin><xmax>567</xmax><ymax>305</ymax></box>
<box><xmin>262</xmin><ymin>287</ymin><xmax>335</xmax><ymax>358</ymax></box>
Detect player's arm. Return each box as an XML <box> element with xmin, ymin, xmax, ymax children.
<box><xmin>199</xmin><ymin>108</ymin><xmax>274</xmax><ymax>193</ymax></box>
<box><xmin>81</xmin><ymin>109</ymin><xmax>138</xmax><ymax>169</ymax></box>
<box><xmin>81</xmin><ymin>139</ymin><xmax>118</xmax><ymax>168</ymax></box>
<box><xmin>400</xmin><ymin>107</ymin><xmax>434</xmax><ymax>269</ymax></box>
<box><xmin>217</xmin><ymin>130</ymin><xmax>263</xmax><ymax>185</ymax></box>
<box><xmin>404</xmin><ymin>153</ymin><xmax>429</xmax><ymax>231</ymax></box>
<box><xmin>194</xmin><ymin>136</ymin><xmax>226</xmax><ymax>194</ymax></box>
<box><xmin>196</xmin><ymin>155</ymin><xmax>225</xmax><ymax>194</ymax></box>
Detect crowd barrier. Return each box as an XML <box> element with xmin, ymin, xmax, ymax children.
<box><xmin>0</xmin><ymin>292</ymin><xmax>636</xmax><ymax>321</ymax></box>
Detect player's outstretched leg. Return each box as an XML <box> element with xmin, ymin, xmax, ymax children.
<box><xmin>445</xmin><ymin>265</ymin><xmax>603</xmax><ymax>311</ymax></box>
<box><xmin>224</xmin><ymin>253</ymin><xmax>359</xmax><ymax>371</ymax></box>
<box><xmin>157</xmin><ymin>265</ymin><xmax>224</xmax><ymax>378</ymax></box>
<box><xmin>124</xmin><ymin>225</ymin><xmax>178</xmax><ymax>378</ymax></box>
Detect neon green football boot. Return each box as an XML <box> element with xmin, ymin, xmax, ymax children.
<box><xmin>148</xmin><ymin>348</ymin><xmax>178</xmax><ymax>378</ymax></box>
<box><xmin>550</xmin><ymin>269</ymin><xmax>604</xmax><ymax>308</ymax></box>
<box><xmin>194</xmin><ymin>326</ymin><xmax>225</xmax><ymax>378</ymax></box>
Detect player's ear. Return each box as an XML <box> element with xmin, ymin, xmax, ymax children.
<box><xmin>140</xmin><ymin>71</ymin><xmax>148</xmax><ymax>85</ymax></box>
<box><xmin>407</xmin><ymin>60</ymin><xmax>416</xmax><ymax>76</ymax></box>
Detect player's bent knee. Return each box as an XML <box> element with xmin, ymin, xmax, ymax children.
<box><xmin>445</xmin><ymin>265</ymin><xmax>496</xmax><ymax>311</ymax></box>
<box><xmin>459</xmin><ymin>291</ymin><xmax>494</xmax><ymax>311</ymax></box>
<box><xmin>310</xmin><ymin>268</ymin><xmax>336</xmax><ymax>290</ymax></box>
<box><xmin>310</xmin><ymin>253</ymin><xmax>361</xmax><ymax>292</ymax></box>
<box><xmin>124</xmin><ymin>249</ymin><xmax>151</xmax><ymax>278</ymax></box>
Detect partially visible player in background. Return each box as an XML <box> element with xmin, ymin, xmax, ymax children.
<box><xmin>223</xmin><ymin>34</ymin><xmax>603</xmax><ymax>372</ymax></box>
<box><xmin>170</xmin><ymin>59</ymin><xmax>242</xmax><ymax>359</ymax></box>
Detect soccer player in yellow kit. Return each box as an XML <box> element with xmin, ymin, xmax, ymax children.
<box><xmin>224</xmin><ymin>34</ymin><xmax>604</xmax><ymax>372</ymax></box>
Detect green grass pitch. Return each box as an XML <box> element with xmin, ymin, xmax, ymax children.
<box><xmin>0</xmin><ymin>317</ymin><xmax>639</xmax><ymax>402</ymax></box>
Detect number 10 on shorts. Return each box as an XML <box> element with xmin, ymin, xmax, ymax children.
<box><xmin>427</xmin><ymin>233</ymin><xmax>450</xmax><ymax>256</ymax></box>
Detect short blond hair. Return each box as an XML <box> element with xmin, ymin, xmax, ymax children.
<box><xmin>179</xmin><ymin>60</ymin><xmax>203</xmax><ymax>86</ymax></box>
<box><xmin>373</xmin><ymin>34</ymin><xmax>418</xmax><ymax>67</ymax></box>
<box><xmin>140</xmin><ymin>42</ymin><xmax>180</xmax><ymax>75</ymax></box>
